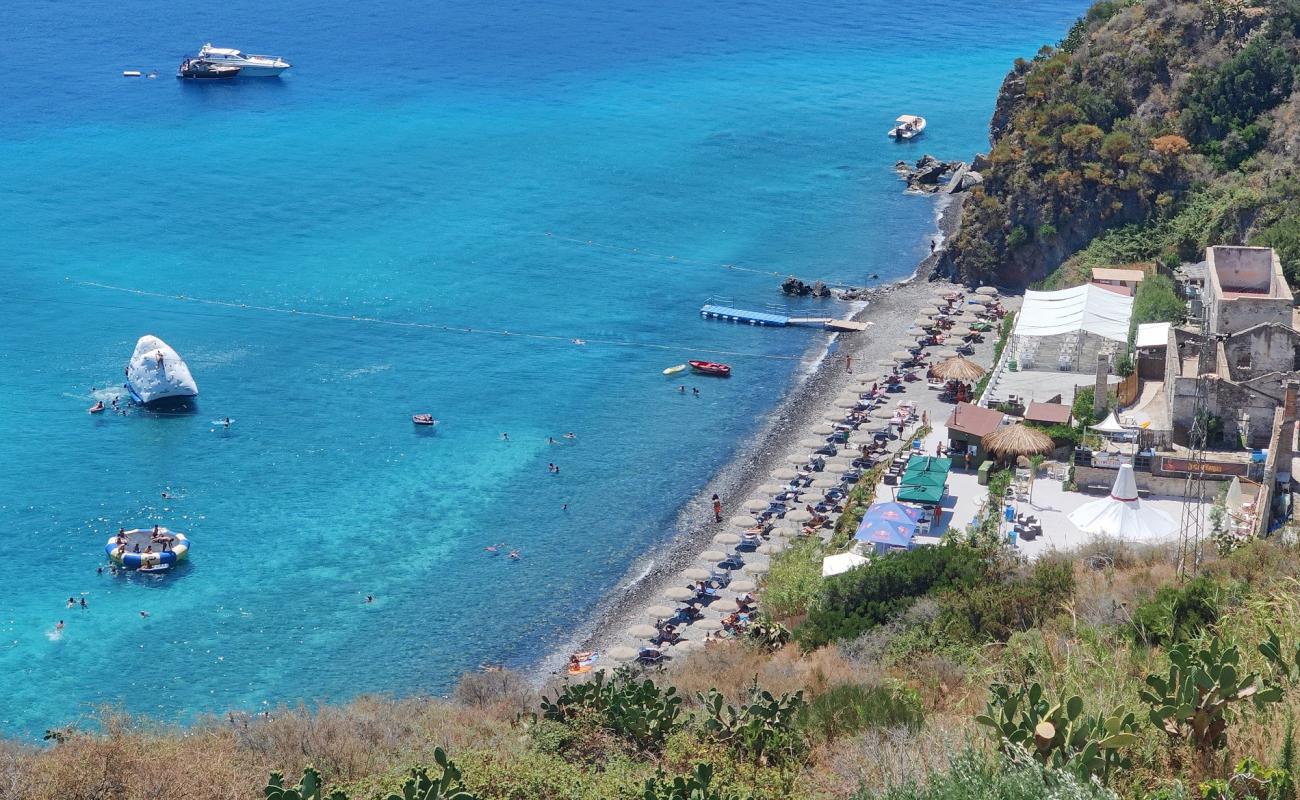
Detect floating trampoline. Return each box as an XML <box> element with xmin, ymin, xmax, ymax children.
<box><xmin>105</xmin><ymin>527</ymin><xmax>191</xmax><ymax>572</ymax></box>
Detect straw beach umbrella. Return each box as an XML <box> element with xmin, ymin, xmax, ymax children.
<box><xmin>683</xmin><ymin>567</ymin><xmax>710</xmax><ymax>580</ymax></box>
<box><xmin>800</xmin><ymin>436</ymin><xmax>828</xmax><ymax>448</ymax></box>
<box><xmin>645</xmin><ymin>605</ymin><xmax>677</xmax><ymax>620</ymax></box>
<box><xmin>714</xmin><ymin>532</ymin><xmax>741</xmax><ymax>545</ymax></box>
<box><xmin>785</xmin><ymin>453</ymin><xmax>810</xmax><ymax>465</ymax></box>
<box><xmin>833</xmin><ymin>395</ymin><xmax>861</xmax><ymax>409</ymax></box>
<box><xmin>975</xmin><ymin>286</ymin><xmax>998</xmax><ymax>296</ymax></box>
<box><xmin>745</xmin><ymin>562</ymin><xmax>769</xmax><ymax>576</ymax></box>
<box><xmin>933</xmin><ymin>348</ymin><xmax>958</xmax><ymax>360</ymax></box>
<box><xmin>694</xmin><ymin>618</ymin><xmax>723</xmax><ymax>632</ymax></box>
<box><xmin>609</xmin><ymin>646</ymin><xmax>638</xmax><ymax>662</ymax></box>
<box><xmin>947</xmin><ymin>324</ymin><xmax>972</xmax><ymax>337</ymax></box>
<box><xmin>742</xmin><ymin>499</ymin><xmax>768</xmax><ymax>513</ymax></box>
<box><xmin>872</xmin><ymin>407</ymin><xmax>895</xmax><ymax>419</ymax></box>
<box><xmin>664</xmin><ymin>587</ymin><xmax>693</xmax><ymax>602</ymax></box>
<box><xmin>728</xmin><ymin>515</ymin><xmax>756</xmax><ymax>528</ymax></box>
<box><xmin>931</xmin><ymin>356</ymin><xmax>985</xmax><ymax>382</ymax></box>
<box><xmin>699</xmin><ymin>550</ymin><xmax>726</xmax><ymax>562</ymax></box>
<box><xmin>891</xmin><ymin>351</ymin><xmax>914</xmax><ymax>362</ymax></box>
<box><xmin>811</xmin><ymin>423</ymin><xmax>835</xmax><ymax>435</ymax></box>
<box><xmin>729</xmin><ymin>579</ymin><xmax>757</xmax><ymax>592</ymax></box>
<box><xmin>810</xmin><ymin>476</ymin><xmax>840</xmax><ymax>489</ymax></box>
<box><xmin>785</xmin><ymin>508</ymin><xmax>813</xmax><ymax>522</ymax></box>
<box><xmin>757</xmin><ymin>483</ymin><xmax>786</xmax><ymax>495</ymax></box>
<box><xmin>627</xmin><ymin>624</ymin><xmax>659</xmax><ymax>640</ymax></box>
<box><xmin>771</xmin><ymin>468</ymin><xmax>798</xmax><ymax>481</ymax></box>
<box><xmin>981</xmin><ymin>423</ymin><xmax>1054</xmax><ymax>458</ymax></box>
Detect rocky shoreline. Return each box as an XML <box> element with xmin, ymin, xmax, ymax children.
<box><xmin>542</xmin><ymin>193</ymin><xmax>968</xmax><ymax>683</ymax></box>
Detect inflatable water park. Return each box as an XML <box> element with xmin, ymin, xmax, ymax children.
<box><xmin>124</xmin><ymin>334</ymin><xmax>198</xmax><ymax>408</ymax></box>
<box><xmin>105</xmin><ymin>527</ymin><xmax>191</xmax><ymax>572</ymax></box>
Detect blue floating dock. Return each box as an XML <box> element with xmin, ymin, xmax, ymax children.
<box><xmin>700</xmin><ymin>303</ymin><xmax>790</xmax><ymax>326</ymax></box>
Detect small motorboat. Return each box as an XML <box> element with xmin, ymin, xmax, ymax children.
<box><xmin>177</xmin><ymin>58</ymin><xmax>241</xmax><ymax>80</ymax></box>
<box><xmin>689</xmin><ymin>360</ymin><xmax>731</xmax><ymax>377</ymax></box>
<box><xmin>411</xmin><ymin>414</ymin><xmax>439</xmax><ymax>426</ymax></box>
<box><xmin>889</xmin><ymin>114</ymin><xmax>926</xmax><ymax>140</ymax></box>
<box><xmin>663</xmin><ymin>364</ymin><xmax>687</xmax><ymax>376</ymax></box>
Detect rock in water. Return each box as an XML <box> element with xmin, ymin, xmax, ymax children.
<box><xmin>782</xmin><ymin>276</ymin><xmax>812</xmax><ymax>296</ymax></box>
<box><xmin>125</xmin><ymin>335</ymin><xmax>198</xmax><ymax>408</ymax></box>
<box><xmin>811</xmin><ymin>280</ymin><xmax>831</xmax><ymax>298</ymax></box>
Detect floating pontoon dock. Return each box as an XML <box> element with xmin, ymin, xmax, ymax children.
<box><xmin>699</xmin><ymin>303</ymin><xmax>866</xmax><ymax>331</ymax></box>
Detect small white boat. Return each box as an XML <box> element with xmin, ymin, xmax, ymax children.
<box><xmin>889</xmin><ymin>114</ymin><xmax>926</xmax><ymax>141</ymax></box>
<box><xmin>663</xmin><ymin>364</ymin><xmax>687</xmax><ymax>376</ymax></box>
<box><xmin>196</xmin><ymin>43</ymin><xmax>291</xmax><ymax>77</ymax></box>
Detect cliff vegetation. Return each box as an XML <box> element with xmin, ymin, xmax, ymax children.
<box><xmin>945</xmin><ymin>0</ymin><xmax>1300</xmax><ymax>287</ymax></box>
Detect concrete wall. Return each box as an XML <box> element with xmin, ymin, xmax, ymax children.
<box><xmin>1169</xmin><ymin>375</ymin><xmax>1279</xmax><ymax>448</ymax></box>
<box><xmin>1074</xmin><ymin>464</ymin><xmax>1223</xmax><ymax>496</ymax></box>
<box><xmin>1211</xmin><ymin>246</ymin><xmax>1275</xmax><ymax>292</ymax></box>
<box><xmin>1214</xmin><ymin>297</ymin><xmax>1295</xmax><ymax>337</ymax></box>
<box><xmin>1224</xmin><ymin>324</ymin><xmax>1300</xmax><ymax>379</ymax></box>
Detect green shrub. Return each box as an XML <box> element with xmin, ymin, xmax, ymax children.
<box><xmin>1127</xmin><ymin>575</ymin><xmax>1220</xmax><ymax>646</ymax></box>
<box><xmin>798</xmin><ymin>683</ymin><xmax>924</xmax><ymax>742</ymax></box>
<box><xmin>697</xmin><ymin>683</ymin><xmax>807</xmax><ymax>767</ymax></box>
<box><xmin>796</xmin><ymin>545</ymin><xmax>988</xmax><ymax>648</ymax></box>
<box><xmin>852</xmin><ymin>748</ymin><xmax>1120</xmax><ymax>800</ymax></box>
<box><xmin>937</xmin><ymin>559</ymin><xmax>1075</xmax><ymax>643</ymax></box>
<box><xmin>1128</xmin><ymin>273</ymin><xmax>1184</xmax><ymax>343</ymax></box>
<box><xmin>762</xmin><ymin>538</ymin><xmax>825</xmax><ymax>619</ymax></box>
<box><xmin>540</xmin><ymin>669</ymin><xmax>684</xmax><ymax>753</ymax></box>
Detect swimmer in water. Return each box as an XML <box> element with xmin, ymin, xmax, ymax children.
<box><xmin>501</xmin><ymin>432</ymin><xmax>509</xmax><ymax>441</ymax></box>
<box><xmin>139</xmin><ymin>611</ymin><xmax>150</xmax><ymax>618</ymax></box>
<box><xmin>223</xmin><ymin>417</ymin><xmax>231</xmax><ymax>427</ymax></box>
<box><xmin>364</xmin><ymin>595</ymin><xmax>374</xmax><ymax>604</ymax></box>
<box><xmin>79</xmin><ymin>598</ymin><xmax>87</xmax><ymax>609</ymax></box>
<box><xmin>678</xmin><ymin>385</ymin><xmax>685</xmax><ymax>394</ymax></box>
<box><xmin>55</xmin><ymin>620</ymin><xmax>64</xmax><ymax>632</ymax></box>
<box><xmin>563</xmin><ymin>432</ymin><xmax>576</xmax><ymax>440</ymax></box>
<box><xmin>692</xmin><ymin>387</ymin><xmax>700</xmax><ymax>397</ymax></box>
<box><xmin>562</xmin><ymin>503</ymin><xmax>568</xmax><ymax>511</ymax></box>
<box><xmin>508</xmin><ymin>550</ymin><xmax>520</xmax><ymax>560</ymax></box>
<box><xmin>485</xmin><ymin>544</ymin><xmax>499</xmax><ymax>553</ymax></box>
<box><xmin>66</xmin><ymin>597</ymin><xmax>75</xmax><ymax>609</ymax></box>
<box><xmin>548</xmin><ymin>437</ymin><xmax>557</xmax><ymax>445</ymax></box>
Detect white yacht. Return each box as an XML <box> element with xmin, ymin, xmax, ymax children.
<box><xmin>888</xmin><ymin>114</ymin><xmax>926</xmax><ymax>141</ymax></box>
<box><xmin>196</xmin><ymin>43</ymin><xmax>291</xmax><ymax>76</ymax></box>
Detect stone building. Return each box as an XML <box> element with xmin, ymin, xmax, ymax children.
<box><xmin>1165</xmin><ymin>246</ymin><xmax>1296</xmax><ymax>448</ymax></box>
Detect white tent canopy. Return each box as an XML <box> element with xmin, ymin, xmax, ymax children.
<box><xmin>822</xmin><ymin>552</ymin><xmax>869</xmax><ymax>577</ymax></box>
<box><xmin>1091</xmin><ymin>411</ymin><xmax>1129</xmax><ymax>434</ymax></box>
<box><xmin>1067</xmin><ymin>464</ymin><xmax>1177</xmax><ymax>540</ymax></box>
<box><xmin>1014</xmin><ymin>285</ymin><xmax>1134</xmax><ymax>342</ymax></box>
<box><xmin>1135</xmin><ymin>322</ymin><xmax>1171</xmax><ymax>349</ymax></box>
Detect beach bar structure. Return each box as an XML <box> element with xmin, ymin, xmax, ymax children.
<box><xmin>945</xmin><ymin>402</ymin><xmax>1005</xmax><ymax>461</ymax></box>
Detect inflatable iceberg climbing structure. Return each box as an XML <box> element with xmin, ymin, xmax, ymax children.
<box><xmin>125</xmin><ymin>335</ymin><xmax>198</xmax><ymax>408</ymax></box>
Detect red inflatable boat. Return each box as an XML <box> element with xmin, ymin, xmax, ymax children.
<box><xmin>689</xmin><ymin>360</ymin><xmax>731</xmax><ymax>377</ymax></box>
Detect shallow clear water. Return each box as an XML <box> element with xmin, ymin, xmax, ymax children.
<box><xmin>0</xmin><ymin>0</ymin><xmax>1082</xmax><ymax>735</ymax></box>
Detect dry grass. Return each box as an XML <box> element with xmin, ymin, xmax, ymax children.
<box><xmin>665</xmin><ymin>640</ymin><xmax>875</xmax><ymax>704</ymax></box>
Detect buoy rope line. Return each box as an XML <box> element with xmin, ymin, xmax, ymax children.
<box><xmin>69</xmin><ymin>279</ymin><xmax>839</xmax><ymax>363</ymax></box>
<box><xmin>540</xmin><ymin>232</ymin><xmax>864</xmax><ymax>288</ymax></box>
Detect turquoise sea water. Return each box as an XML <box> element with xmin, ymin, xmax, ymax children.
<box><xmin>0</xmin><ymin>0</ymin><xmax>1082</xmax><ymax>735</ymax></box>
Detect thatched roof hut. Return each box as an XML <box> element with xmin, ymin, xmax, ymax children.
<box><xmin>931</xmin><ymin>356</ymin><xmax>985</xmax><ymax>382</ymax></box>
<box><xmin>981</xmin><ymin>423</ymin><xmax>1054</xmax><ymax>458</ymax></box>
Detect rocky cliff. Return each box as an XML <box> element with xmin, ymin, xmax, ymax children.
<box><xmin>942</xmin><ymin>0</ymin><xmax>1300</xmax><ymax>287</ymax></box>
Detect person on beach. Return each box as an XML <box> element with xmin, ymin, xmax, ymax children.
<box><xmin>712</xmin><ymin>494</ymin><xmax>722</xmax><ymax>523</ymax></box>
<box><xmin>845</xmin><ymin>355</ymin><xmax>852</xmax><ymax>373</ymax></box>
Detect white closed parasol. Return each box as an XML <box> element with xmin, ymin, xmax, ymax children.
<box><xmin>1067</xmin><ymin>464</ymin><xmax>1176</xmax><ymax>539</ymax></box>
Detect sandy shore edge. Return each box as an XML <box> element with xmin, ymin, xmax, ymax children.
<box><xmin>539</xmin><ymin>193</ymin><xmax>967</xmax><ymax>681</ymax></box>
